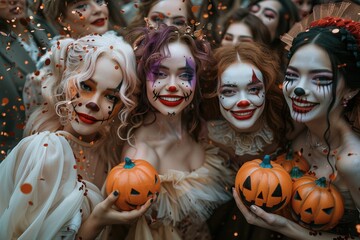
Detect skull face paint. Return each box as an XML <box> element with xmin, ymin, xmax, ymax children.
<box><xmin>64</xmin><ymin>56</ymin><xmax>123</xmax><ymax>140</ymax></box>
<box><xmin>219</xmin><ymin>62</ymin><xmax>265</xmax><ymax>132</ymax></box>
<box><xmin>146</xmin><ymin>41</ymin><xmax>196</xmax><ymax>116</ymax></box>
<box><xmin>283</xmin><ymin>44</ymin><xmax>345</xmax><ymax>123</ymax></box>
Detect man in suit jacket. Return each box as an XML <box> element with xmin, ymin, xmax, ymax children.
<box><xmin>0</xmin><ymin>2</ymin><xmax>51</xmax><ymax>160</ymax></box>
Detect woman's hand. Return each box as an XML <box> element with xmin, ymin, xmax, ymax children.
<box><xmin>77</xmin><ymin>190</ymin><xmax>155</xmax><ymax>240</ymax></box>
<box><xmin>232</xmin><ymin>188</ymin><xmax>289</xmax><ymax>230</ymax></box>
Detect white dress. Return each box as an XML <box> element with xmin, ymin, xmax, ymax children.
<box><xmin>0</xmin><ymin>131</ymin><xmax>104</xmax><ymax>239</ymax></box>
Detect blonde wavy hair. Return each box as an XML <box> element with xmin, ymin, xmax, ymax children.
<box><xmin>24</xmin><ymin>33</ymin><xmax>140</xmax><ymax>160</ymax></box>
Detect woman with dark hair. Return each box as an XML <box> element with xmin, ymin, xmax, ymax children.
<box><xmin>235</xmin><ymin>2</ymin><xmax>360</xmax><ymax>238</ymax></box>
<box><xmin>249</xmin><ymin>0</ymin><xmax>300</xmax><ymax>70</ymax></box>
<box><xmin>127</xmin><ymin>0</ymin><xmax>196</xmax><ymax>29</ymax></box>
<box><xmin>220</xmin><ymin>8</ymin><xmax>272</xmax><ymax>47</ymax></box>
<box><xmin>121</xmin><ymin>25</ymin><xmax>232</xmax><ymax>239</ymax></box>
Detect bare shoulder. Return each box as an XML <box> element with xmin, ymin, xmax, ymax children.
<box><xmin>336</xmin><ymin>131</ymin><xmax>360</xmax><ymax>174</ymax></box>
<box><xmin>121</xmin><ymin>139</ymin><xmax>160</xmax><ymax>170</ymax></box>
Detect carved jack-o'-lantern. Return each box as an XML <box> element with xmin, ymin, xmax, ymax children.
<box><xmin>274</xmin><ymin>149</ymin><xmax>310</xmax><ymax>174</ymax></box>
<box><xmin>106</xmin><ymin>157</ymin><xmax>161</xmax><ymax>211</ymax></box>
<box><xmin>291</xmin><ymin>176</ymin><xmax>344</xmax><ymax>231</ymax></box>
<box><xmin>235</xmin><ymin>155</ymin><xmax>292</xmax><ymax>212</ymax></box>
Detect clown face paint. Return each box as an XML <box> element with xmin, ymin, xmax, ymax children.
<box><xmin>283</xmin><ymin>44</ymin><xmax>345</xmax><ymax>123</ymax></box>
<box><xmin>146</xmin><ymin>41</ymin><xmax>196</xmax><ymax>116</ymax></box>
<box><xmin>64</xmin><ymin>56</ymin><xmax>122</xmax><ymax>141</ymax></box>
<box><xmin>219</xmin><ymin>62</ymin><xmax>265</xmax><ymax>132</ymax></box>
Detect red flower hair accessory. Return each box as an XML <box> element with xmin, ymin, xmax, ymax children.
<box><xmin>310</xmin><ymin>17</ymin><xmax>360</xmax><ymax>46</ymax></box>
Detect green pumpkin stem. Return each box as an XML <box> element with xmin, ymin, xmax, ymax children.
<box><xmin>315</xmin><ymin>177</ymin><xmax>327</xmax><ymax>188</ymax></box>
<box><xmin>260</xmin><ymin>155</ymin><xmax>273</xmax><ymax>168</ymax></box>
<box><xmin>290</xmin><ymin>167</ymin><xmax>303</xmax><ymax>179</ymax></box>
<box><xmin>286</xmin><ymin>148</ymin><xmax>294</xmax><ymax>160</ymax></box>
<box><xmin>124</xmin><ymin>157</ymin><xmax>135</xmax><ymax>169</ymax></box>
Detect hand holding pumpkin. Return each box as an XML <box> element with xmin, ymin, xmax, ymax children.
<box><xmin>105</xmin><ymin>157</ymin><xmax>161</xmax><ymax>211</ymax></box>
<box><xmin>235</xmin><ymin>155</ymin><xmax>293</xmax><ymax>212</ymax></box>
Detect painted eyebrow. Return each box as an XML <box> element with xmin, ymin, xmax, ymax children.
<box><xmin>87</xmin><ymin>78</ymin><xmax>121</xmax><ymax>92</ymax></box>
<box><xmin>220</xmin><ymin>84</ymin><xmax>237</xmax><ymax>88</ymax></box>
<box><xmin>287</xmin><ymin>66</ymin><xmax>333</xmax><ymax>74</ymax></box>
<box><xmin>263</xmin><ymin>8</ymin><xmax>278</xmax><ymax>16</ymax></box>
<box><xmin>151</xmin><ymin>12</ymin><xmax>185</xmax><ymax>19</ymax></box>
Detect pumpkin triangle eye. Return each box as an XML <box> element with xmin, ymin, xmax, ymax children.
<box><xmin>294</xmin><ymin>191</ymin><xmax>302</xmax><ymax>201</ymax></box>
<box><xmin>257</xmin><ymin>191</ymin><xmax>264</xmax><ymax>199</ymax></box>
<box><xmin>155</xmin><ymin>175</ymin><xmax>158</xmax><ymax>184</ymax></box>
<box><xmin>147</xmin><ymin>191</ymin><xmax>153</xmax><ymax>197</ymax></box>
<box><xmin>243</xmin><ymin>176</ymin><xmax>252</xmax><ymax>190</ymax></box>
<box><xmin>322</xmin><ymin>207</ymin><xmax>334</xmax><ymax>215</ymax></box>
<box><xmin>131</xmin><ymin>188</ymin><xmax>140</xmax><ymax>195</ymax></box>
<box><xmin>271</xmin><ymin>184</ymin><xmax>282</xmax><ymax>197</ymax></box>
<box><xmin>305</xmin><ymin>207</ymin><xmax>312</xmax><ymax>214</ymax></box>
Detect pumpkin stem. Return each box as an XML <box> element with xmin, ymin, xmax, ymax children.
<box><xmin>260</xmin><ymin>155</ymin><xmax>273</xmax><ymax>168</ymax></box>
<box><xmin>286</xmin><ymin>148</ymin><xmax>294</xmax><ymax>160</ymax></box>
<box><xmin>124</xmin><ymin>157</ymin><xmax>135</xmax><ymax>169</ymax></box>
<box><xmin>290</xmin><ymin>167</ymin><xmax>303</xmax><ymax>179</ymax></box>
<box><xmin>315</xmin><ymin>177</ymin><xmax>327</xmax><ymax>188</ymax></box>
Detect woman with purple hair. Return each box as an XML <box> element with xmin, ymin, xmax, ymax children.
<box><xmin>121</xmin><ymin>25</ymin><xmax>232</xmax><ymax>239</ymax></box>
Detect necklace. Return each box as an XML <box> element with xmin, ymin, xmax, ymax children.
<box><xmin>306</xmin><ymin>130</ymin><xmax>329</xmax><ymax>154</ymax></box>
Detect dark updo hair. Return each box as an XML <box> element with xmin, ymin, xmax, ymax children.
<box><xmin>288</xmin><ymin>26</ymin><xmax>360</xmax><ymax>88</ymax></box>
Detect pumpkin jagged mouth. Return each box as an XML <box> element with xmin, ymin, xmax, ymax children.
<box><xmin>290</xmin><ymin>210</ymin><xmax>328</xmax><ymax>230</ymax></box>
<box><xmin>239</xmin><ymin>190</ymin><xmax>287</xmax><ymax>212</ymax></box>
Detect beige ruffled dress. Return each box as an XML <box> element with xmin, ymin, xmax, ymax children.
<box><xmin>125</xmin><ymin>145</ymin><xmax>233</xmax><ymax>240</ymax></box>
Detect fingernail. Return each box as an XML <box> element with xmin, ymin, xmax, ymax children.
<box><xmin>150</xmin><ymin>198</ymin><xmax>153</xmax><ymax>203</ymax></box>
<box><xmin>250</xmin><ymin>205</ymin><xmax>257</xmax><ymax>211</ymax></box>
<box><xmin>113</xmin><ymin>190</ymin><xmax>119</xmax><ymax>196</ymax></box>
<box><xmin>232</xmin><ymin>187</ymin><xmax>235</xmax><ymax>192</ymax></box>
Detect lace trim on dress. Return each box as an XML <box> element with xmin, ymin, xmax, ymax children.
<box><xmin>207</xmin><ymin>120</ymin><xmax>274</xmax><ymax>156</ymax></box>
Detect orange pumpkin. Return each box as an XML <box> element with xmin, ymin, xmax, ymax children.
<box><xmin>235</xmin><ymin>155</ymin><xmax>292</xmax><ymax>212</ymax></box>
<box><xmin>291</xmin><ymin>176</ymin><xmax>344</xmax><ymax>231</ymax></box>
<box><xmin>274</xmin><ymin>149</ymin><xmax>310</xmax><ymax>174</ymax></box>
<box><xmin>105</xmin><ymin>157</ymin><xmax>161</xmax><ymax>211</ymax></box>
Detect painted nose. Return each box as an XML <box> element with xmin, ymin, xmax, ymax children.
<box><xmin>168</xmin><ymin>85</ymin><xmax>177</xmax><ymax>92</ymax></box>
<box><xmin>237</xmin><ymin>100</ymin><xmax>250</xmax><ymax>108</ymax></box>
<box><xmin>86</xmin><ymin>102</ymin><xmax>100</xmax><ymax>112</ymax></box>
<box><xmin>294</xmin><ymin>87</ymin><xmax>306</xmax><ymax>96</ymax></box>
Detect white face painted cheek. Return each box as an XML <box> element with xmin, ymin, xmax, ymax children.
<box><xmin>219</xmin><ymin>93</ymin><xmax>238</xmax><ymax>111</ymax></box>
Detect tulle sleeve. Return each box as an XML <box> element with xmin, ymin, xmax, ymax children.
<box><xmin>0</xmin><ymin>131</ymin><xmax>85</xmax><ymax>239</ymax></box>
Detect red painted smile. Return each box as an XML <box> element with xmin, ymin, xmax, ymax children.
<box><xmin>231</xmin><ymin>109</ymin><xmax>256</xmax><ymax>120</ymax></box>
<box><xmin>291</xmin><ymin>98</ymin><xmax>318</xmax><ymax>114</ymax></box>
<box><xmin>77</xmin><ymin>113</ymin><xmax>99</xmax><ymax>124</ymax></box>
<box><xmin>158</xmin><ymin>95</ymin><xmax>184</xmax><ymax>107</ymax></box>
<box><xmin>91</xmin><ymin>18</ymin><xmax>106</xmax><ymax>27</ymax></box>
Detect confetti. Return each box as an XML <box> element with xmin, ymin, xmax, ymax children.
<box><xmin>20</xmin><ymin>183</ymin><xmax>32</xmax><ymax>194</ymax></box>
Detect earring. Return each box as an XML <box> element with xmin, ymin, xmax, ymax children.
<box><xmin>342</xmin><ymin>97</ymin><xmax>349</xmax><ymax>107</ymax></box>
